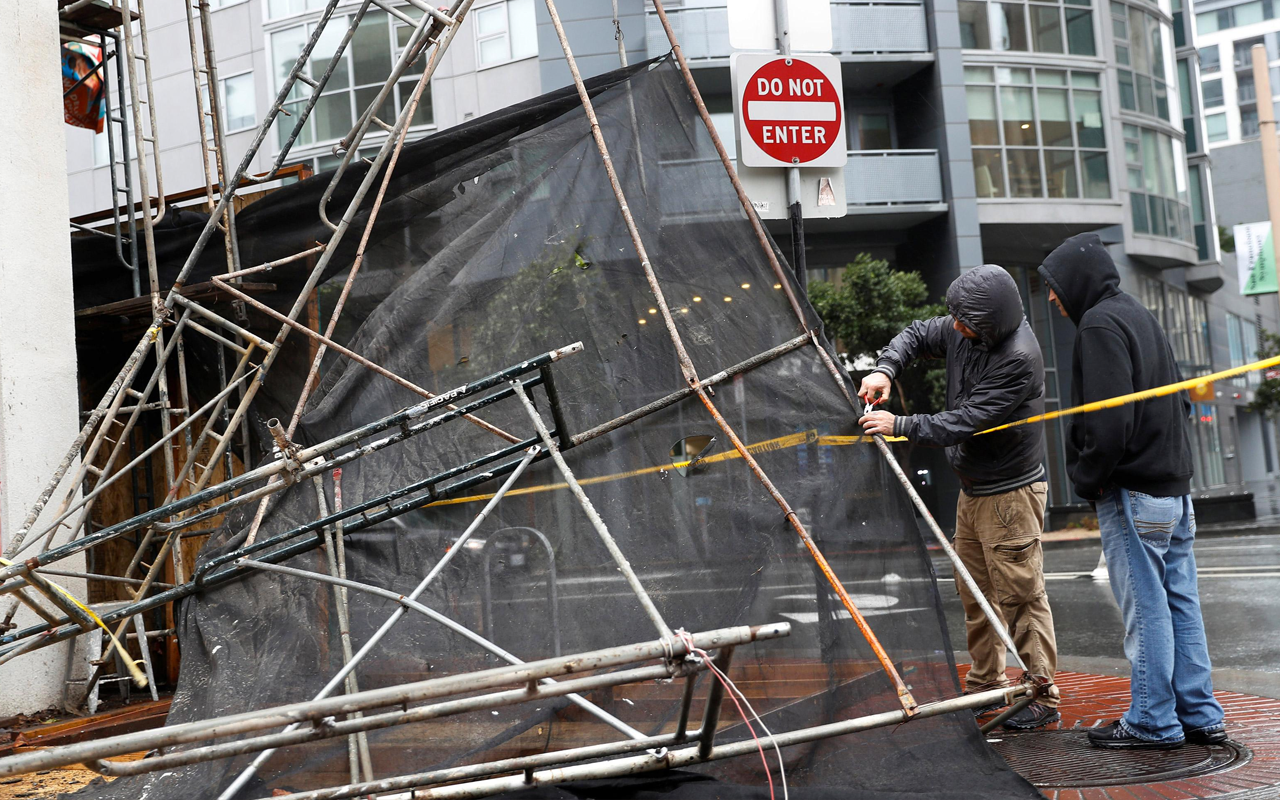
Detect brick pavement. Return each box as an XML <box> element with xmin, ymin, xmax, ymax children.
<box><xmin>960</xmin><ymin>667</ymin><xmax>1280</xmax><ymax>799</ymax></box>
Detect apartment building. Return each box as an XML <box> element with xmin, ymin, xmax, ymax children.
<box><xmin>64</xmin><ymin>0</ymin><xmax>1275</xmax><ymax>526</ymax></box>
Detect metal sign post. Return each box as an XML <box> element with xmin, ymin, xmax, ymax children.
<box><xmin>729</xmin><ymin>0</ymin><xmax>844</xmax><ymax>293</ymax></box>
<box><xmin>776</xmin><ymin>0</ymin><xmax>806</xmax><ymax>291</ymax></box>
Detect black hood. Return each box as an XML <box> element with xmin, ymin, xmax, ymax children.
<box><xmin>945</xmin><ymin>264</ymin><xmax>1026</xmax><ymax>350</ymax></box>
<box><xmin>1037</xmin><ymin>233</ymin><xmax>1122</xmax><ymax>325</ymax></box>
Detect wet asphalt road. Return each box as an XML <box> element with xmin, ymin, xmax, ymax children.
<box><xmin>933</xmin><ymin>532</ymin><xmax>1280</xmax><ymax>696</ymax></box>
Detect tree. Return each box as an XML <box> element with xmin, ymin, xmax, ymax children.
<box><xmin>1248</xmin><ymin>329</ymin><xmax>1280</xmax><ymax>419</ymax></box>
<box><xmin>809</xmin><ymin>253</ymin><xmax>946</xmax><ymax>415</ymax></box>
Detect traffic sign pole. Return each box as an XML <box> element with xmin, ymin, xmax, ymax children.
<box><xmin>776</xmin><ymin>0</ymin><xmax>808</xmax><ymax>293</ymax></box>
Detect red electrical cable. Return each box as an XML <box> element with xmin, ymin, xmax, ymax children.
<box><xmin>677</xmin><ymin>632</ymin><xmax>777</xmax><ymax>800</ymax></box>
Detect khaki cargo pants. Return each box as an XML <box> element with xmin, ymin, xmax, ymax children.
<box><xmin>954</xmin><ymin>481</ymin><xmax>1058</xmax><ymax>706</ymax></box>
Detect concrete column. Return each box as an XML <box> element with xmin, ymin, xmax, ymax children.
<box><xmin>0</xmin><ymin>3</ymin><xmax>88</xmax><ymax>714</ymax></box>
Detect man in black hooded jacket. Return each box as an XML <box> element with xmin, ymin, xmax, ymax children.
<box><xmin>859</xmin><ymin>264</ymin><xmax>1059</xmax><ymax>730</ymax></box>
<box><xmin>1039</xmin><ymin>232</ymin><xmax>1225</xmax><ymax>750</ymax></box>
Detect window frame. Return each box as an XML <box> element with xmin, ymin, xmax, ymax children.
<box><xmin>965</xmin><ymin>65</ymin><xmax>1111</xmax><ymax>201</ymax></box>
<box><xmin>1123</xmin><ymin>123</ymin><xmax>1194</xmax><ymax>243</ymax></box>
<box><xmin>1112</xmin><ymin>0</ymin><xmax>1178</xmax><ymax>124</ymax></box>
<box><xmin>219</xmin><ymin>69</ymin><xmax>257</xmax><ymax>134</ymax></box>
<box><xmin>473</xmin><ymin>0</ymin><xmax>538</xmax><ymax>71</ymax></box>
<box><xmin>957</xmin><ymin>0</ymin><xmax>1098</xmax><ymax>56</ymax></box>
<box><xmin>265</xmin><ymin>7</ymin><xmax>437</xmax><ymax>159</ymax></box>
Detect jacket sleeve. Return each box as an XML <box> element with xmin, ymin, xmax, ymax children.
<box><xmin>873</xmin><ymin>316</ymin><xmax>952</xmax><ymax>378</ymax></box>
<box><xmin>893</xmin><ymin>355</ymin><xmax>1036</xmax><ymax>447</ymax></box>
<box><xmin>1069</xmin><ymin>327</ymin><xmax>1134</xmax><ymax>500</ymax></box>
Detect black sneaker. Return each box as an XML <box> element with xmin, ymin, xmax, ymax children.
<box><xmin>1185</xmin><ymin>727</ymin><xmax>1229</xmax><ymax>746</ymax></box>
<box><xmin>1087</xmin><ymin>721</ymin><xmax>1184</xmax><ymax>750</ymax></box>
<box><xmin>1001</xmin><ymin>702</ymin><xmax>1060</xmax><ymax>730</ymax></box>
<box><xmin>972</xmin><ymin>702</ymin><xmax>1003</xmax><ymax>718</ymax></box>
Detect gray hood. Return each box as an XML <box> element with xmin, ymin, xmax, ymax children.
<box><xmin>945</xmin><ymin>265</ymin><xmax>1026</xmax><ymax>351</ymax></box>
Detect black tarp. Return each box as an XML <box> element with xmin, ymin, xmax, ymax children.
<box><xmin>67</xmin><ymin>56</ymin><xmax>1041</xmax><ymax>800</ymax></box>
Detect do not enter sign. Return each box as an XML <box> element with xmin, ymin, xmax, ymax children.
<box><xmin>732</xmin><ymin>53</ymin><xmax>847</xmax><ymax>169</ymax></box>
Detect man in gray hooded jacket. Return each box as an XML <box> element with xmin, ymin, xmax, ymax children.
<box><xmin>859</xmin><ymin>264</ymin><xmax>1058</xmax><ymax>729</ymax></box>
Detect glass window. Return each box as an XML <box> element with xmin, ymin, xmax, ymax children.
<box><xmin>1126</xmin><ymin>125</ymin><xmax>1193</xmax><ymax>243</ymax></box>
<box><xmin>856</xmin><ymin>113</ymin><xmax>893</xmax><ymax>149</ymax></box>
<box><xmin>1045</xmin><ymin>149</ymin><xmax>1079</xmax><ymax>197</ymax></box>
<box><xmin>1189</xmin><ymin>163</ymin><xmax>1210</xmax><ymax>259</ymax></box>
<box><xmin>1001</xmin><ymin>86</ymin><xmax>1037</xmax><ymax>145</ymax></box>
<box><xmin>967</xmin><ymin>86</ymin><xmax>1000</xmax><ymax>145</ymax></box>
<box><xmin>1189</xmin><ymin>296</ymin><xmax>1210</xmax><ymax>366</ymax></box>
<box><xmin>1007</xmin><ymin>149</ymin><xmax>1043</xmax><ymax>196</ymax></box>
<box><xmin>1196</xmin><ymin>9</ymin><xmax>1219</xmax><ymax>33</ymax></box>
<box><xmin>1243</xmin><ymin>107</ymin><xmax>1261</xmax><ymax>138</ymax></box>
<box><xmin>1113</xmin><ymin>1</ymin><xmax>1174</xmax><ymax>122</ymax></box>
<box><xmin>270</xmin><ymin>13</ymin><xmax>435</xmax><ymax>155</ymax></box>
<box><xmin>1032</xmin><ymin>4</ymin><xmax>1065</xmax><ymax>51</ymax></box>
<box><xmin>960</xmin><ymin>1</ymin><xmax>992</xmax><ymax>47</ymax></box>
<box><xmin>1199</xmin><ymin>44</ymin><xmax>1220</xmax><ymax>72</ymax></box>
<box><xmin>974</xmin><ymin>149</ymin><xmax>1007</xmax><ymax>197</ymax></box>
<box><xmin>1202</xmin><ymin>77</ymin><xmax>1223</xmax><ymax>107</ymax></box>
<box><xmin>994</xmin><ymin>3</ymin><xmax>1030</xmax><ymax>50</ymax></box>
<box><xmin>1237</xmin><ymin>0</ymin><xmax>1266</xmax><ymax>25</ymax></box>
<box><xmin>268</xmin><ymin>0</ymin><xmax>325</xmax><ymax>19</ymax></box>
<box><xmin>1235</xmin><ymin>36</ymin><xmax>1265</xmax><ymax>70</ymax></box>
<box><xmin>1190</xmin><ymin>404</ymin><xmax>1227</xmax><ymax>489</ymax></box>
<box><xmin>1066</xmin><ymin>7</ymin><xmax>1096</xmax><ymax>54</ymax></box>
<box><xmin>220</xmin><ymin>72</ymin><xmax>255</xmax><ymax>132</ymax></box>
<box><xmin>475</xmin><ymin>0</ymin><xmax>538</xmax><ymax>68</ymax></box>
<box><xmin>1083</xmin><ymin>151</ymin><xmax>1110</xmax><ymax>198</ymax></box>
<box><xmin>1239</xmin><ymin>74</ymin><xmax>1256</xmax><ymax>103</ymax></box>
<box><xmin>1206</xmin><ymin>111</ymin><xmax>1228</xmax><ymax>141</ymax></box>
<box><xmin>1039</xmin><ymin>87</ymin><xmax>1072</xmax><ymax>145</ymax></box>
<box><xmin>1166</xmin><ymin>286</ymin><xmax>1191</xmax><ymax>363</ymax></box>
<box><xmin>965</xmin><ymin>66</ymin><xmax>1110</xmax><ymax>200</ymax></box>
<box><xmin>1227</xmin><ymin>312</ymin><xmax>1260</xmax><ymax>387</ymax></box>
<box><xmin>1075</xmin><ymin>89</ymin><xmax>1105</xmax><ymax>147</ymax></box>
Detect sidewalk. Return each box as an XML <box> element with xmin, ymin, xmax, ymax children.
<box><xmin>968</xmin><ymin>665</ymin><xmax>1280</xmax><ymax>799</ymax></box>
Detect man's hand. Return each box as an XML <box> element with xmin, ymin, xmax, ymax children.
<box><xmin>858</xmin><ymin>372</ymin><xmax>892</xmax><ymax>406</ymax></box>
<box><xmin>859</xmin><ymin>410</ymin><xmax>897</xmax><ymax>437</ymax></box>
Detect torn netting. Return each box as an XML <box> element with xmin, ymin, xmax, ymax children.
<box><xmin>66</xmin><ymin>56</ymin><xmax>1039</xmax><ymax>800</ymax></box>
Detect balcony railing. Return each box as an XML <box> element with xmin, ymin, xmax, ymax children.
<box><xmin>845</xmin><ymin>149</ymin><xmax>943</xmax><ymax>205</ymax></box>
<box><xmin>656</xmin><ymin>149</ymin><xmax>943</xmax><ymax>221</ymax></box>
<box><xmin>645</xmin><ymin>1</ymin><xmax>929</xmax><ymax>62</ymax></box>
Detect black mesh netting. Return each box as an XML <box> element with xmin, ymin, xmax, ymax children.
<box><xmin>67</xmin><ymin>57</ymin><xmax>1040</xmax><ymax>800</ymax></box>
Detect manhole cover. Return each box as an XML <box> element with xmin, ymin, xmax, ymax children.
<box><xmin>987</xmin><ymin>729</ymin><xmax>1250</xmax><ymax>788</ymax></box>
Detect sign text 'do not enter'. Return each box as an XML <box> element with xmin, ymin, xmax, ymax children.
<box><xmin>733</xmin><ymin>54</ymin><xmax>847</xmax><ymax>169</ymax></box>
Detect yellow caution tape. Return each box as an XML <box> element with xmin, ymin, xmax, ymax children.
<box><xmin>1</xmin><ymin>557</ymin><xmax>148</xmax><ymax>688</ymax></box>
<box><xmin>979</xmin><ymin>353</ymin><xmax>1280</xmax><ymax>435</ymax></box>
<box><xmin>424</xmin><ymin>429</ymin><xmax>904</xmax><ymax>509</ymax></box>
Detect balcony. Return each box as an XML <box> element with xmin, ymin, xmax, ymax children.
<box><xmin>645</xmin><ymin>1</ymin><xmax>930</xmax><ymax>63</ymax></box>
<box><xmin>658</xmin><ymin>149</ymin><xmax>946</xmax><ymax>230</ymax></box>
<box><xmin>845</xmin><ymin>150</ymin><xmax>943</xmax><ymax>206</ymax></box>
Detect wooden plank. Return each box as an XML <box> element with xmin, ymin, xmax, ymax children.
<box><xmin>70</xmin><ymin>163</ymin><xmax>315</xmax><ymax>226</ymax></box>
<box><xmin>75</xmin><ymin>281</ymin><xmax>275</xmax><ymax>320</ymax></box>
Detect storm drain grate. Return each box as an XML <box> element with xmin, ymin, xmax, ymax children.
<box><xmin>987</xmin><ymin>729</ymin><xmax>1250</xmax><ymax>788</ymax></box>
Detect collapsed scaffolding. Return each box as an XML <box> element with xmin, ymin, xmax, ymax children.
<box><xmin>6</xmin><ymin>1</ymin><xmax>1043</xmax><ymax>798</ymax></box>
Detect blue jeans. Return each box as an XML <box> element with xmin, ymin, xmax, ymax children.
<box><xmin>1096</xmin><ymin>488</ymin><xmax>1224</xmax><ymax>743</ymax></box>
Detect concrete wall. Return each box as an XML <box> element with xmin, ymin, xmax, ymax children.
<box><xmin>0</xmin><ymin>2</ymin><xmax>88</xmax><ymax>714</ymax></box>
<box><xmin>1210</xmin><ymin>138</ymin><xmax>1273</xmax><ymax>227</ymax></box>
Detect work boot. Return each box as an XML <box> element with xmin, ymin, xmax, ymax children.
<box><xmin>1185</xmin><ymin>727</ymin><xmax>1229</xmax><ymax>746</ymax></box>
<box><xmin>972</xmin><ymin>702</ymin><xmax>1003</xmax><ymax>718</ymax></box>
<box><xmin>1001</xmin><ymin>702</ymin><xmax>1060</xmax><ymax>730</ymax></box>
<box><xmin>1087</xmin><ymin>721</ymin><xmax>1184</xmax><ymax>750</ymax></box>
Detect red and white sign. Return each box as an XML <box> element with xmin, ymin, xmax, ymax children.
<box><xmin>732</xmin><ymin>53</ymin><xmax>846</xmax><ymax>169</ymax></box>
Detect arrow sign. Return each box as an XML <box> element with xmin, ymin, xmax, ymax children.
<box><xmin>733</xmin><ymin>53</ymin><xmax>847</xmax><ymax>169</ymax></box>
